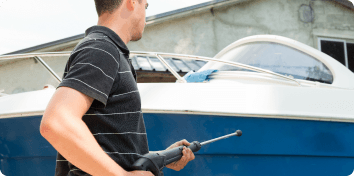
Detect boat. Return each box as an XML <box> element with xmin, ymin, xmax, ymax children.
<box><xmin>1</xmin><ymin>35</ymin><xmax>354</xmax><ymax>176</ymax></box>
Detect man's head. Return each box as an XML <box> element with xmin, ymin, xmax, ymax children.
<box><xmin>94</xmin><ymin>0</ymin><xmax>124</xmax><ymax>17</ymax></box>
<box><xmin>94</xmin><ymin>0</ymin><xmax>148</xmax><ymax>42</ymax></box>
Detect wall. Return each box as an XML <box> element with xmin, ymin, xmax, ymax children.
<box><xmin>127</xmin><ymin>0</ymin><xmax>354</xmax><ymax>57</ymax></box>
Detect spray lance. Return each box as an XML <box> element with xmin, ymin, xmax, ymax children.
<box><xmin>132</xmin><ymin>130</ymin><xmax>243</xmax><ymax>176</ymax></box>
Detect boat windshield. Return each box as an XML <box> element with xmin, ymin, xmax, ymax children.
<box><xmin>200</xmin><ymin>42</ymin><xmax>333</xmax><ymax>84</ymax></box>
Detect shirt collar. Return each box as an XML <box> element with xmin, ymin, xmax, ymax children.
<box><xmin>85</xmin><ymin>25</ymin><xmax>130</xmax><ymax>58</ymax></box>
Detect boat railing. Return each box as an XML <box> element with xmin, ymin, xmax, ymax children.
<box><xmin>0</xmin><ymin>51</ymin><xmax>301</xmax><ymax>86</ymax></box>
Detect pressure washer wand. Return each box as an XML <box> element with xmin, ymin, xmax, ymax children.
<box><xmin>200</xmin><ymin>130</ymin><xmax>242</xmax><ymax>146</ymax></box>
<box><xmin>132</xmin><ymin>130</ymin><xmax>242</xmax><ymax>176</ymax></box>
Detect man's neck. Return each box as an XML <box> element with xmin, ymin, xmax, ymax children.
<box><xmin>97</xmin><ymin>12</ymin><xmax>131</xmax><ymax>44</ymax></box>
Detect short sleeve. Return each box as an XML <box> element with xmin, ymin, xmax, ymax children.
<box><xmin>59</xmin><ymin>45</ymin><xmax>119</xmax><ymax>108</ymax></box>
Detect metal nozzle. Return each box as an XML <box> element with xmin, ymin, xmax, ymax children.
<box><xmin>235</xmin><ymin>130</ymin><xmax>242</xmax><ymax>136</ymax></box>
<box><xmin>200</xmin><ymin>130</ymin><xmax>242</xmax><ymax>146</ymax></box>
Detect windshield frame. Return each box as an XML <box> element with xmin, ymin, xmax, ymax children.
<box><xmin>201</xmin><ymin>40</ymin><xmax>334</xmax><ymax>84</ymax></box>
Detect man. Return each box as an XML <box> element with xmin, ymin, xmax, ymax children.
<box><xmin>40</xmin><ymin>0</ymin><xmax>195</xmax><ymax>175</ymax></box>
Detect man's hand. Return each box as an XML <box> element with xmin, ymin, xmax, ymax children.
<box><xmin>165</xmin><ymin>139</ymin><xmax>195</xmax><ymax>171</ymax></box>
<box><xmin>127</xmin><ymin>170</ymin><xmax>154</xmax><ymax>176</ymax></box>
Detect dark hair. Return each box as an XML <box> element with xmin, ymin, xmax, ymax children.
<box><xmin>94</xmin><ymin>0</ymin><xmax>124</xmax><ymax>16</ymax></box>
<box><xmin>94</xmin><ymin>0</ymin><xmax>142</xmax><ymax>16</ymax></box>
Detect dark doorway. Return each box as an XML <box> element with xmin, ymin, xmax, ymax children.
<box><xmin>320</xmin><ymin>40</ymin><xmax>346</xmax><ymax>66</ymax></box>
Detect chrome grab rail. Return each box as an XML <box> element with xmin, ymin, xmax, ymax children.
<box><xmin>0</xmin><ymin>51</ymin><xmax>301</xmax><ymax>86</ymax></box>
<box><xmin>34</xmin><ymin>56</ymin><xmax>63</xmax><ymax>83</ymax></box>
<box><xmin>131</xmin><ymin>51</ymin><xmax>302</xmax><ymax>86</ymax></box>
<box><xmin>0</xmin><ymin>51</ymin><xmax>71</xmax><ymax>60</ymax></box>
<box><xmin>154</xmin><ymin>54</ymin><xmax>187</xmax><ymax>83</ymax></box>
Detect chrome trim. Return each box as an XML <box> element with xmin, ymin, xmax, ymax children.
<box><xmin>2</xmin><ymin>109</ymin><xmax>353</xmax><ymax>124</ymax></box>
<box><xmin>0</xmin><ymin>111</ymin><xmax>44</xmax><ymax>119</ymax></box>
<box><xmin>180</xmin><ymin>59</ymin><xmax>192</xmax><ymax>70</ymax></box>
<box><xmin>34</xmin><ymin>56</ymin><xmax>62</xmax><ymax>83</ymax></box>
<box><xmin>132</xmin><ymin>56</ymin><xmax>141</xmax><ymax>70</ymax></box>
<box><xmin>154</xmin><ymin>54</ymin><xmax>187</xmax><ymax>83</ymax></box>
<box><xmin>0</xmin><ymin>51</ymin><xmax>71</xmax><ymax>60</ymax></box>
<box><xmin>0</xmin><ymin>51</ymin><xmax>301</xmax><ymax>86</ymax></box>
<box><xmin>145</xmin><ymin>56</ymin><xmax>155</xmax><ymax>71</ymax></box>
<box><xmin>141</xmin><ymin>109</ymin><xmax>354</xmax><ymax>123</ymax></box>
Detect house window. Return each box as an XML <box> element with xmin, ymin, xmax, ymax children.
<box><xmin>318</xmin><ymin>38</ymin><xmax>354</xmax><ymax>72</ymax></box>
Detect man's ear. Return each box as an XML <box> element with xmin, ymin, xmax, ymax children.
<box><xmin>126</xmin><ymin>0</ymin><xmax>136</xmax><ymax>11</ymax></box>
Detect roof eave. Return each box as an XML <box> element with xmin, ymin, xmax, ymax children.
<box><xmin>3</xmin><ymin>33</ymin><xmax>84</xmax><ymax>55</ymax></box>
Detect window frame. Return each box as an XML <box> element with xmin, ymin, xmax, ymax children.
<box><xmin>201</xmin><ymin>41</ymin><xmax>334</xmax><ymax>84</ymax></box>
<box><xmin>317</xmin><ymin>37</ymin><xmax>354</xmax><ymax>69</ymax></box>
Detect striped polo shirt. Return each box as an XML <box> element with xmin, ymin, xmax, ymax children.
<box><xmin>55</xmin><ymin>26</ymin><xmax>149</xmax><ymax>176</ymax></box>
